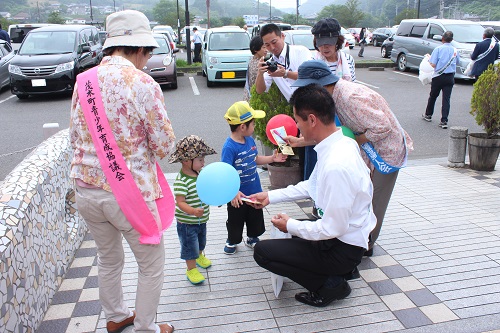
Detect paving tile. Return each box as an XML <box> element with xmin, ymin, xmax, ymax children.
<box><xmin>66</xmin><ymin>315</ymin><xmax>100</xmax><ymax>333</ymax></box>
<box><xmin>65</xmin><ymin>266</ymin><xmax>92</xmax><ymax>279</ymax></box>
<box><xmin>380</xmin><ymin>293</ymin><xmax>415</xmax><ymax>311</ymax></box>
<box><xmin>58</xmin><ymin>278</ymin><xmax>87</xmax><ymax>291</ymax></box>
<box><xmin>70</xmin><ymin>256</ymin><xmax>95</xmax><ymax>268</ymax></box>
<box><xmin>359</xmin><ymin>268</ymin><xmax>388</xmax><ymax>283</ymax></box>
<box><xmin>35</xmin><ymin>318</ymin><xmax>71</xmax><ymax>333</ymax></box>
<box><xmin>84</xmin><ymin>276</ymin><xmax>99</xmax><ymax>289</ymax></box>
<box><xmin>358</xmin><ymin>258</ymin><xmax>378</xmax><ymax>270</ymax></box>
<box><xmin>89</xmin><ymin>266</ymin><xmax>98</xmax><ymax>277</ymax></box>
<box><xmin>51</xmin><ymin>290</ymin><xmax>82</xmax><ymax>305</ymax></box>
<box><xmin>368</xmin><ymin>279</ymin><xmax>402</xmax><ymax>296</ymax></box>
<box><xmin>380</xmin><ymin>264</ymin><xmax>412</xmax><ymax>279</ymax></box>
<box><xmin>79</xmin><ymin>288</ymin><xmax>99</xmax><ymax>302</ymax></box>
<box><xmin>405</xmin><ymin>288</ymin><xmax>441</xmax><ymax>306</ymax></box>
<box><xmin>74</xmin><ymin>247</ymin><xmax>98</xmax><ymax>258</ymax></box>
<box><xmin>43</xmin><ymin>303</ymin><xmax>76</xmax><ymax>320</ymax></box>
<box><xmin>370</xmin><ymin>255</ymin><xmax>399</xmax><ymax>267</ymax></box>
<box><xmin>393</xmin><ymin>307</ymin><xmax>433</xmax><ymax>328</ymax></box>
<box><xmin>72</xmin><ymin>300</ymin><xmax>102</xmax><ymax>317</ymax></box>
<box><xmin>392</xmin><ymin>276</ymin><xmax>426</xmax><ymax>292</ymax></box>
<box><xmin>420</xmin><ymin>303</ymin><xmax>459</xmax><ymax>323</ymax></box>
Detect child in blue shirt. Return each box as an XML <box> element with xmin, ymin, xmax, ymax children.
<box><xmin>222</xmin><ymin>101</ymin><xmax>286</xmax><ymax>254</ymax></box>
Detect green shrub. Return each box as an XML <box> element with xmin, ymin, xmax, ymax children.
<box><xmin>248</xmin><ymin>83</ymin><xmax>293</xmax><ymax>148</ymax></box>
<box><xmin>470</xmin><ymin>63</ymin><xmax>500</xmax><ymax>138</ymax></box>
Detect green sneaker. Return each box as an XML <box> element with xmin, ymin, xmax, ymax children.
<box><xmin>186</xmin><ymin>268</ymin><xmax>205</xmax><ymax>285</ymax></box>
<box><xmin>196</xmin><ymin>253</ymin><xmax>212</xmax><ymax>269</ymax></box>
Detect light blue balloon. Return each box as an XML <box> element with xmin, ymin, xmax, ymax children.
<box><xmin>196</xmin><ymin>162</ymin><xmax>240</xmax><ymax>206</ymax></box>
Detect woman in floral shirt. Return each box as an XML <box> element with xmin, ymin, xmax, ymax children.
<box><xmin>70</xmin><ymin>10</ymin><xmax>175</xmax><ymax>333</ymax></box>
<box><xmin>243</xmin><ymin>35</ymin><xmax>267</xmax><ymax>101</ymax></box>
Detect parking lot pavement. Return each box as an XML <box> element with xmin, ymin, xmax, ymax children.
<box><xmin>35</xmin><ymin>157</ymin><xmax>500</xmax><ymax>333</ymax></box>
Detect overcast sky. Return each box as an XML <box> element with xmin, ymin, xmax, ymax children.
<box><xmin>263</xmin><ymin>0</ymin><xmax>307</xmax><ymax>9</ymax></box>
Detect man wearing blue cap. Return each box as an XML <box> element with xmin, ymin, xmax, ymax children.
<box><xmin>287</xmin><ymin>60</ymin><xmax>413</xmax><ymax>258</ymax></box>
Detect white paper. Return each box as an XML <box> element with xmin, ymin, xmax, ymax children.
<box><xmin>269</xmin><ymin>225</ymin><xmax>291</xmax><ymax>298</ymax></box>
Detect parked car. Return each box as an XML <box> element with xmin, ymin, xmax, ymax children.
<box><xmin>98</xmin><ymin>31</ymin><xmax>107</xmax><ymax>44</ymax></box>
<box><xmin>251</xmin><ymin>23</ymin><xmax>292</xmax><ymax>37</ymax></box>
<box><xmin>142</xmin><ymin>33</ymin><xmax>178</xmax><ymax>89</ymax></box>
<box><xmin>380</xmin><ymin>33</ymin><xmax>395</xmax><ymax>58</ymax></box>
<box><xmin>390</xmin><ymin>19</ymin><xmax>484</xmax><ymax>79</ymax></box>
<box><xmin>341</xmin><ymin>27</ymin><xmax>355</xmax><ymax>49</ymax></box>
<box><xmin>152</xmin><ymin>25</ymin><xmax>178</xmax><ymax>43</ymax></box>
<box><xmin>8</xmin><ymin>23</ymin><xmax>59</xmax><ymax>51</ymax></box>
<box><xmin>152</xmin><ymin>29</ymin><xmax>177</xmax><ymax>53</ymax></box>
<box><xmin>0</xmin><ymin>40</ymin><xmax>15</xmax><ymax>89</ymax></box>
<box><xmin>479</xmin><ymin>21</ymin><xmax>500</xmax><ymax>40</ymax></box>
<box><xmin>181</xmin><ymin>26</ymin><xmax>207</xmax><ymax>44</ymax></box>
<box><xmin>291</xmin><ymin>25</ymin><xmax>312</xmax><ymax>30</ymax></box>
<box><xmin>371</xmin><ymin>27</ymin><xmax>397</xmax><ymax>46</ymax></box>
<box><xmin>348</xmin><ymin>28</ymin><xmax>372</xmax><ymax>44</ymax></box>
<box><xmin>9</xmin><ymin>25</ymin><xmax>103</xmax><ymax>99</ymax></box>
<box><xmin>283</xmin><ymin>30</ymin><xmax>314</xmax><ymax>51</ymax></box>
<box><xmin>201</xmin><ymin>26</ymin><xmax>251</xmax><ymax>87</ymax></box>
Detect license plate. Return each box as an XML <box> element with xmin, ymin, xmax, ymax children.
<box><xmin>222</xmin><ymin>72</ymin><xmax>235</xmax><ymax>79</ymax></box>
<box><xmin>32</xmin><ymin>79</ymin><xmax>46</xmax><ymax>87</ymax></box>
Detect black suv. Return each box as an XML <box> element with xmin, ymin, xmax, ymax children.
<box><xmin>9</xmin><ymin>25</ymin><xmax>103</xmax><ymax>99</ymax></box>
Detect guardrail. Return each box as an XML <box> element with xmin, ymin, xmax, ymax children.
<box><xmin>0</xmin><ymin>129</ymin><xmax>87</xmax><ymax>332</ymax></box>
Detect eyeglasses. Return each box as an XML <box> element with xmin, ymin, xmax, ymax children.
<box><xmin>148</xmin><ymin>51</ymin><xmax>154</xmax><ymax>59</ymax></box>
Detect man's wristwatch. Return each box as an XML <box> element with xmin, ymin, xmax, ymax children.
<box><xmin>283</xmin><ymin>69</ymin><xmax>289</xmax><ymax>79</ymax></box>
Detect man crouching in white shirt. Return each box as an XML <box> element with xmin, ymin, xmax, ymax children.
<box><xmin>249</xmin><ymin>84</ymin><xmax>376</xmax><ymax>307</ymax></box>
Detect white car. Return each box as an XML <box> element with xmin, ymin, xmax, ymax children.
<box><xmin>341</xmin><ymin>27</ymin><xmax>355</xmax><ymax>49</ymax></box>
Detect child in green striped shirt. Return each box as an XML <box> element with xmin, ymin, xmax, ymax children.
<box><xmin>169</xmin><ymin>135</ymin><xmax>217</xmax><ymax>285</ymax></box>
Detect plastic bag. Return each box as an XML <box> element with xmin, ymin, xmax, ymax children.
<box><xmin>418</xmin><ymin>55</ymin><xmax>434</xmax><ymax>85</ymax></box>
<box><xmin>464</xmin><ymin>60</ymin><xmax>475</xmax><ymax>76</ymax></box>
<box><xmin>270</xmin><ymin>224</ymin><xmax>291</xmax><ymax>298</ymax></box>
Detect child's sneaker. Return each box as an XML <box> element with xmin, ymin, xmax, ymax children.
<box><xmin>244</xmin><ymin>237</ymin><xmax>259</xmax><ymax>249</ymax></box>
<box><xmin>186</xmin><ymin>268</ymin><xmax>205</xmax><ymax>285</ymax></box>
<box><xmin>196</xmin><ymin>253</ymin><xmax>212</xmax><ymax>269</ymax></box>
<box><xmin>224</xmin><ymin>241</ymin><xmax>237</xmax><ymax>255</ymax></box>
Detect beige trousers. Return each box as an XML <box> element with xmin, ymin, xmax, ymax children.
<box><xmin>75</xmin><ymin>185</ymin><xmax>165</xmax><ymax>333</ymax></box>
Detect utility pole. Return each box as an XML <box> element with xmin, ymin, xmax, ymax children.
<box><xmin>416</xmin><ymin>0</ymin><xmax>420</xmax><ymax>18</ymax></box>
<box><xmin>439</xmin><ymin>0</ymin><xmax>444</xmax><ymax>19</ymax></box>
<box><xmin>206</xmin><ymin>0</ymin><xmax>210</xmax><ymax>29</ymax></box>
<box><xmin>89</xmin><ymin>0</ymin><xmax>93</xmax><ymax>23</ymax></box>
<box><xmin>185</xmin><ymin>0</ymin><xmax>192</xmax><ymax>65</ymax></box>
<box><xmin>113</xmin><ymin>0</ymin><xmax>116</xmax><ymax>12</ymax></box>
<box><xmin>296</xmin><ymin>0</ymin><xmax>299</xmax><ymax>25</ymax></box>
<box><xmin>176</xmin><ymin>0</ymin><xmax>181</xmax><ymax>43</ymax></box>
<box><xmin>37</xmin><ymin>1</ymin><xmax>41</xmax><ymax>23</ymax></box>
<box><xmin>257</xmin><ymin>0</ymin><xmax>260</xmax><ymax>24</ymax></box>
<box><xmin>269</xmin><ymin>0</ymin><xmax>272</xmax><ymax>23</ymax></box>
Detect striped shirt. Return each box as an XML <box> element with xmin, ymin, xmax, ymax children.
<box><xmin>173</xmin><ymin>171</ymin><xmax>209</xmax><ymax>224</ymax></box>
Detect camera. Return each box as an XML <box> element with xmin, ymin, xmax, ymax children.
<box><xmin>265</xmin><ymin>58</ymin><xmax>278</xmax><ymax>72</ymax></box>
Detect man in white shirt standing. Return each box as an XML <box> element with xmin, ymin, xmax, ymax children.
<box><xmin>249</xmin><ymin>84</ymin><xmax>376</xmax><ymax>307</ymax></box>
<box><xmin>191</xmin><ymin>27</ymin><xmax>203</xmax><ymax>63</ymax></box>
<box><xmin>255</xmin><ymin>23</ymin><xmax>313</xmax><ymax>101</ymax></box>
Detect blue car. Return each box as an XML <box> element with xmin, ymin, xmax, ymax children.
<box><xmin>201</xmin><ymin>26</ymin><xmax>251</xmax><ymax>87</ymax></box>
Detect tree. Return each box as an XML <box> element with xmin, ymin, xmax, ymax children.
<box><xmin>282</xmin><ymin>14</ymin><xmax>310</xmax><ymax>25</ymax></box>
<box><xmin>232</xmin><ymin>16</ymin><xmax>246</xmax><ymax>28</ymax></box>
<box><xmin>152</xmin><ymin>0</ymin><xmax>185</xmax><ymax>27</ymax></box>
<box><xmin>47</xmin><ymin>11</ymin><xmax>65</xmax><ymax>24</ymax></box>
<box><xmin>342</xmin><ymin>0</ymin><xmax>365</xmax><ymax>28</ymax></box>
<box><xmin>394</xmin><ymin>9</ymin><xmax>417</xmax><ymax>25</ymax></box>
<box><xmin>317</xmin><ymin>4</ymin><xmax>345</xmax><ymax>21</ymax></box>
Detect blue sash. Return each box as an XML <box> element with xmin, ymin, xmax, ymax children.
<box><xmin>335</xmin><ymin>115</ymin><xmax>407</xmax><ymax>174</ymax></box>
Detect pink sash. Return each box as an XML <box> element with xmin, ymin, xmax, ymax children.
<box><xmin>76</xmin><ymin>67</ymin><xmax>174</xmax><ymax>244</ymax></box>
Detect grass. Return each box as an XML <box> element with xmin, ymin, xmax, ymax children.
<box><xmin>176</xmin><ymin>59</ymin><xmax>201</xmax><ymax>68</ymax></box>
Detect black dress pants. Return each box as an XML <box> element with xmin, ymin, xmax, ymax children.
<box><xmin>254</xmin><ymin>237</ymin><xmax>364</xmax><ymax>292</ymax></box>
<box><xmin>193</xmin><ymin>43</ymin><xmax>202</xmax><ymax>62</ymax></box>
<box><xmin>425</xmin><ymin>72</ymin><xmax>455</xmax><ymax>123</ymax></box>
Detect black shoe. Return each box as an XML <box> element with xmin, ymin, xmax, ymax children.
<box><xmin>364</xmin><ymin>248</ymin><xmax>373</xmax><ymax>257</ymax></box>
<box><xmin>295</xmin><ymin>280</ymin><xmax>351</xmax><ymax>307</ymax></box>
<box><xmin>422</xmin><ymin>114</ymin><xmax>432</xmax><ymax>122</ymax></box>
<box><xmin>342</xmin><ymin>266</ymin><xmax>360</xmax><ymax>281</ymax></box>
<box><xmin>438</xmin><ymin>122</ymin><xmax>448</xmax><ymax>129</ymax></box>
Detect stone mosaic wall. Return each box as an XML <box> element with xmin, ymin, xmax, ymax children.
<box><xmin>0</xmin><ymin>129</ymin><xmax>87</xmax><ymax>332</ymax></box>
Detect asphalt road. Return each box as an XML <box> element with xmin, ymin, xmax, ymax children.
<box><xmin>0</xmin><ymin>45</ymin><xmax>482</xmax><ymax>181</ymax></box>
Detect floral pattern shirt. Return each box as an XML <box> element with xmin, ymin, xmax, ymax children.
<box><xmin>332</xmin><ymin>79</ymin><xmax>413</xmax><ymax>169</ymax></box>
<box><xmin>70</xmin><ymin>56</ymin><xmax>176</xmax><ymax>201</ymax></box>
<box><xmin>243</xmin><ymin>56</ymin><xmax>260</xmax><ymax>101</ymax></box>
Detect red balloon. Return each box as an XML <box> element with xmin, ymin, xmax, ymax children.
<box><xmin>266</xmin><ymin>114</ymin><xmax>298</xmax><ymax>145</ymax></box>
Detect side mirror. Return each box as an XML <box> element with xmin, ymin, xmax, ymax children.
<box><xmin>204</xmin><ymin>43</ymin><xmax>207</xmax><ymax>50</ymax></box>
<box><xmin>173</xmin><ymin>48</ymin><xmax>179</xmax><ymax>53</ymax></box>
<box><xmin>432</xmin><ymin>35</ymin><xmax>442</xmax><ymax>41</ymax></box>
<box><xmin>81</xmin><ymin>45</ymin><xmax>91</xmax><ymax>52</ymax></box>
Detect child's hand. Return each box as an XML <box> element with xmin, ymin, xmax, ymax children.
<box><xmin>272</xmin><ymin>151</ymin><xmax>287</xmax><ymax>163</ymax></box>
<box><xmin>193</xmin><ymin>207</ymin><xmax>204</xmax><ymax>217</ymax></box>
<box><xmin>230</xmin><ymin>191</ymin><xmax>244</xmax><ymax>208</ymax></box>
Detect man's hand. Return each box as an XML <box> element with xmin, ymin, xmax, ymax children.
<box><xmin>247</xmin><ymin>191</ymin><xmax>270</xmax><ymax>208</ymax></box>
<box><xmin>283</xmin><ymin>135</ymin><xmax>305</xmax><ymax>147</ymax></box>
<box><xmin>271</xmin><ymin>213</ymin><xmax>289</xmax><ymax>233</ymax></box>
<box><xmin>257</xmin><ymin>58</ymin><xmax>269</xmax><ymax>75</ymax></box>
<box><xmin>268</xmin><ymin>64</ymin><xmax>286</xmax><ymax>78</ymax></box>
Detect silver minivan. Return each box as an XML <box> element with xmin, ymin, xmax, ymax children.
<box><xmin>390</xmin><ymin>19</ymin><xmax>485</xmax><ymax>79</ymax></box>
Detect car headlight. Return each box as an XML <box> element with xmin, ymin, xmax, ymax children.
<box><xmin>162</xmin><ymin>54</ymin><xmax>173</xmax><ymax>66</ymax></box>
<box><xmin>55</xmin><ymin>61</ymin><xmax>75</xmax><ymax>74</ymax></box>
<box><xmin>8</xmin><ymin>64</ymin><xmax>22</xmax><ymax>75</ymax></box>
<box><xmin>209</xmin><ymin>57</ymin><xmax>218</xmax><ymax>65</ymax></box>
<box><xmin>458</xmin><ymin>49</ymin><xmax>471</xmax><ymax>59</ymax></box>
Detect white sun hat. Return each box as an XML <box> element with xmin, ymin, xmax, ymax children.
<box><xmin>103</xmin><ymin>10</ymin><xmax>159</xmax><ymax>50</ymax></box>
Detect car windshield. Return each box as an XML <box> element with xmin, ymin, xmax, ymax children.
<box><xmin>19</xmin><ymin>31</ymin><xmax>77</xmax><ymax>55</ymax></box>
<box><xmin>209</xmin><ymin>32</ymin><xmax>250</xmax><ymax>51</ymax></box>
<box><xmin>153</xmin><ymin>36</ymin><xmax>171</xmax><ymax>54</ymax></box>
<box><xmin>292</xmin><ymin>34</ymin><xmax>314</xmax><ymax>50</ymax></box>
<box><xmin>444</xmin><ymin>24</ymin><xmax>484</xmax><ymax>43</ymax></box>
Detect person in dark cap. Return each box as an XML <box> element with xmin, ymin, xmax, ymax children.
<box><xmin>249</xmin><ymin>84</ymin><xmax>376</xmax><ymax>308</ymax></box>
<box><xmin>286</xmin><ymin>60</ymin><xmax>413</xmax><ymax>259</ymax></box>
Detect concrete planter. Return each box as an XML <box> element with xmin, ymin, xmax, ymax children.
<box><xmin>267</xmin><ymin>160</ymin><xmax>302</xmax><ymax>189</ymax></box>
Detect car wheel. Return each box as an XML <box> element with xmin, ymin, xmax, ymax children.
<box><xmin>171</xmin><ymin>79</ymin><xmax>178</xmax><ymax>89</ymax></box>
<box><xmin>381</xmin><ymin>46</ymin><xmax>387</xmax><ymax>58</ymax></box>
<box><xmin>373</xmin><ymin>38</ymin><xmax>377</xmax><ymax>46</ymax></box>
<box><xmin>207</xmin><ymin>77</ymin><xmax>215</xmax><ymax>87</ymax></box>
<box><xmin>397</xmin><ymin>53</ymin><xmax>408</xmax><ymax>71</ymax></box>
<box><xmin>17</xmin><ymin>94</ymin><xmax>29</xmax><ymax>100</ymax></box>
<box><xmin>202</xmin><ymin>68</ymin><xmax>206</xmax><ymax>77</ymax></box>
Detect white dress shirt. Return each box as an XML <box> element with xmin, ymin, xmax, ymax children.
<box><xmin>263</xmin><ymin>43</ymin><xmax>313</xmax><ymax>101</ymax></box>
<box><xmin>268</xmin><ymin>130</ymin><xmax>376</xmax><ymax>249</ymax></box>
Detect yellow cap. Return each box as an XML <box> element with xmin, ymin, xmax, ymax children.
<box><xmin>224</xmin><ymin>101</ymin><xmax>266</xmax><ymax>125</ymax></box>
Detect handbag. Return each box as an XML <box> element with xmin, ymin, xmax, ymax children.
<box><xmin>418</xmin><ymin>54</ymin><xmax>434</xmax><ymax>85</ymax></box>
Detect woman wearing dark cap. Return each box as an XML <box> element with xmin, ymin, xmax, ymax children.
<box><xmin>244</xmin><ymin>36</ymin><xmax>267</xmax><ymax>101</ymax></box>
<box><xmin>311</xmin><ymin>18</ymin><xmax>357</xmax><ymax>82</ymax></box>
